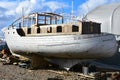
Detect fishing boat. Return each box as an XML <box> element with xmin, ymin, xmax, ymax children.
<box><xmin>3</xmin><ymin>12</ymin><xmax>118</xmax><ymax>72</ymax></box>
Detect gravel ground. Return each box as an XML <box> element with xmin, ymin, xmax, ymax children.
<box><xmin>0</xmin><ymin>62</ymin><xmax>94</xmax><ymax>80</ymax></box>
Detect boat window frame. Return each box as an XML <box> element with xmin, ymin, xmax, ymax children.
<box><xmin>27</xmin><ymin>28</ymin><xmax>31</xmax><ymax>34</ymax></box>
<box><xmin>57</xmin><ymin>26</ymin><xmax>62</xmax><ymax>32</ymax></box>
<box><xmin>72</xmin><ymin>25</ymin><xmax>79</xmax><ymax>32</ymax></box>
<box><xmin>47</xmin><ymin>27</ymin><xmax>52</xmax><ymax>33</ymax></box>
<box><xmin>37</xmin><ymin>27</ymin><xmax>40</xmax><ymax>33</ymax></box>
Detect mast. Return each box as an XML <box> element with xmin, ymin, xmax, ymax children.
<box><xmin>22</xmin><ymin>8</ymin><xmax>24</xmax><ymax>27</ymax></box>
<box><xmin>71</xmin><ymin>0</ymin><xmax>74</xmax><ymax>20</ymax></box>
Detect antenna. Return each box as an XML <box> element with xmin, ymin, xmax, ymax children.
<box><xmin>71</xmin><ymin>0</ymin><xmax>74</xmax><ymax>20</ymax></box>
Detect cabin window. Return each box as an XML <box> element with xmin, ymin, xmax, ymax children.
<box><xmin>47</xmin><ymin>27</ymin><xmax>52</xmax><ymax>33</ymax></box>
<box><xmin>82</xmin><ymin>22</ymin><xmax>101</xmax><ymax>34</ymax></box>
<box><xmin>72</xmin><ymin>25</ymin><xmax>79</xmax><ymax>32</ymax></box>
<box><xmin>57</xmin><ymin>26</ymin><xmax>62</xmax><ymax>32</ymax></box>
<box><xmin>17</xmin><ymin>28</ymin><xmax>25</xmax><ymax>36</ymax></box>
<box><xmin>37</xmin><ymin>27</ymin><xmax>40</xmax><ymax>33</ymax></box>
<box><xmin>27</xmin><ymin>28</ymin><xmax>31</xmax><ymax>34</ymax></box>
<box><xmin>38</xmin><ymin>16</ymin><xmax>46</xmax><ymax>25</ymax></box>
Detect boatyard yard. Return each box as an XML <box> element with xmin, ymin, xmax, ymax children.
<box><xmin>1</xmin><ymin>0</ymin><xmax>120</xmax><ymax>80</ymax></box>
<box><xmin>0</xmin><ymin>62</ymin><xmax>112</xmax><ymax>80</ymax></box>
<box><xmin>0</xmin><ymin>61</ymin><xmax>94</xmax><ymax>80</ymax></box>
<box><xmin>0</xmin><ymin>60</ymin><xmax>120</xmax><ymax>80</ymax></box>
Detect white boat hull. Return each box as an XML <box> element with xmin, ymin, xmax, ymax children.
<box><xmin>4</xmin><ymin>27</ymin><xmax>118</xmax><ymax>59</ymax></box>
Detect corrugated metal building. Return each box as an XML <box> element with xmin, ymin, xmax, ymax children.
<box><xmin>84</xmin><ymin>3</ymin><xmax>120</xmax><ymax>40</ymax></box>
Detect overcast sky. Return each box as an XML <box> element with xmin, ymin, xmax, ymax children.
<box><xmin>0</xmin><ymin>0</ymin><xmax>120</xmax><ymax>36</ymax></box>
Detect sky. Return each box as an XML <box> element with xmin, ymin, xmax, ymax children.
<box><xmin>0</xmin><ymin>0</ymin><xmax>120</xmax><ymax>36</ymax></box>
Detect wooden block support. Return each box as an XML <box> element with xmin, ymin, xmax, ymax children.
<box><xmin>31</xmin><ymin>54</ymin><xmax>49</xmax><ymax>69</ymax></box>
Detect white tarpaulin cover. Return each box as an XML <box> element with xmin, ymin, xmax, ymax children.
<box><xmin>84</xmin><ymin>3</ymin><xmax>120</xmax><ymax>40</ymax></box>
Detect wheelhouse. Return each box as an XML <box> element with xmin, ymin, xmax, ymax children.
<box><xmin>8</xmin><ymin>12</ymin><xmax>101</xmax><ymax>36</ymax></box>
